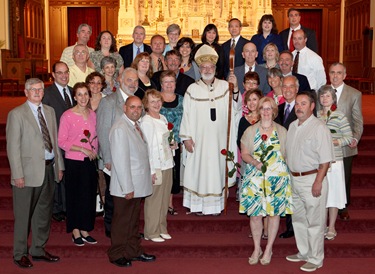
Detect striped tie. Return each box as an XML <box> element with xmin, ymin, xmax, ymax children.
<box><xmin>38</xmin><ymin>106</ymin><xmax>53</xmax><ymax>152</ymax></box>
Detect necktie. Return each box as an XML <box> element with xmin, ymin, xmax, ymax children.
<box><xmin>289</xmin><ymin>29</ymin><xmax>295</xmax><ymax>52</ymax></box>
<box><xmin>38</xmin><ymin>106</ymin><xmax>53</xmax><ymax>152</ymax></box>
<box><xmin>63</xmin><ymin>88</ymin><xmax>72</xmax><ymax>108</ymax></box>
<box><xmin>231</xmin><ymin>39</ymin><xmax>236</xmax><ymax>50</ymax></box>
<box><xmin>136</xmin><ymin>47</ymin><xmax>141</xmax><ymax>55</ymax></box>
<box><xmin>283</xmin><ymin>104</ymin><xmax>291</xmax><ymax>125</ymax></box>
<box><xmin>292</xmin><ymin>51</ymin><xmax>299</xmax><ymax>74</ymax></box>
<box><xmin>135</xmin><ymin>122</ymin><xmax>144</xmax><ymax>141</ymax></box>
<box><xmin>158</xmin><ymin>57</ymin><xmax>163</xmax><ymax>72</ymax></box>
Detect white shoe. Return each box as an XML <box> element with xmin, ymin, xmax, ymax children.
<box><xmin>147</xmin><ymin>237</ymin><xmax>164</xmax><ymax>242</ymax></box>
<box><xmin>160</xmin><ymin>233</ymin><xmax>172</xmax><ymax>240</ymax></box>
<box><xmin>286</xmin><ymin>254</ymin><xmax>306</xmax><ymax>262</ymax></box>
<box><xmin>300</xmin><ymin>262</ymin><xmax>322</xmax><ymax>272</ymax></box>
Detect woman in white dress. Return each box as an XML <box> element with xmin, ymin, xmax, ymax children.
<box><xmin>317</xmin><ymin>85</ymin><xmax>353</xmax><ymax>240</ymax></box>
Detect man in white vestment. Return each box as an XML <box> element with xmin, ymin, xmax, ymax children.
<box><xmin>179</xmin><ymin>45</ymin><xmax>242</xmax><ymax>215</ymax></box>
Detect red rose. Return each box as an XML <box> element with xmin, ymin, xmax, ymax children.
<box><xmin>112</xmin><ymin>87</ymin><xmax>117</xmax><ymax>92</ymax></box>
<box><xmin>221</xmin><ymin>149</ymin><xmax>227</xmax><ymax>155</ymax></box>
<box><xmin>83</xmin><ymin>130</ymin><xmax>90</xmax><ymax>137</ymax></box>
<box><xmin>179</xmin><ymin>68</ymin><xmax>185</xmax><ymax>73</ymax></box>
<box><xmin>168</xmin><ymin>122</ymin><xmax>174</xmax><ymax>130</ymax></box>
<box><xmin>261</xmin><ymin>134</ymin><xmax>268</xmax><ymax>141</ymax></box>
<box><xmin>330</xmin><ymin>104</ymin><xmax>337</xmax><ymax>111</ymax></box>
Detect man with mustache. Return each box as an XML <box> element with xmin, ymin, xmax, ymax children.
<box><xmin>285</xmin><ymin>91</ymin><xmax>334</xmax><ymax>272</ymax></box>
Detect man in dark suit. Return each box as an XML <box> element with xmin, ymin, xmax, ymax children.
<box><xmin>234</xmin><ymin>42</ymin><xmax>270</xmax><ymax>95</ymax></box>
<box><xmin>329</xmin><ymin>62</ymin><xmax>363</xmax><ymax>220</ymax></box>
<box><xmin>97</xmin><ymin>68</ymin><xmax>139</xmax><ymax>237</ymax></box>
<box><xmin>42</xmin><ymin>61</ymin><xmax>74</xmax><ymax>222</ymax></box>
<box><xmin>279</xmin><ymin>8</ymin><xmax>318</xmax><ymax>54</ymax></box>
<box><xmin>275</xmin><ymin>75</ymin><xmax>299</xmax><ymax>238</ymax></box>
<box><xmin>222</xmin><ymin>18</ymin><xmax>250</xmax><ymax>79</ymax></box>
<box><xmin>107</xmin><ymin>96</ymin><xmax>155</xmax><ymax>267</ymax></box>
<box><xmin>152</xmin><ymin>49</ymin><xmax>195</xmax><ymax>96</ymax></box>
<box><xmin>278</xmin><ymin>50</ymin><xmax>311</xmax><ymax>92</ymax></box>
<box><xmin>119</xmin><ymin>26</ymin><xmax>152</xmax><ymax>68</ymax></box>
<box><xmin>7</xmin><ymin>78</ymin><xmax>63</xmax><ymax>268</ymax></box>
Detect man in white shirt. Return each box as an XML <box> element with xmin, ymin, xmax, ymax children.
<box><xmin>60</xmin><ymin>24</ymin><xmax>94</xmax><ymax>67</ymax></box>
<box><xmin>292</xmin><ymin>29</ymin><xmax>326</xmax><ymax>91</ymax></box>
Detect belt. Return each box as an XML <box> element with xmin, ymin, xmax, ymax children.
<box><xmin>45</xmin><ymin>158</ymin><xmax>55</xmax><ymax>166</ymax></box>
<box><xmin>291</xmin><ymin>169</ymin><xmax>318</xmax><ymax>177</ymax></box>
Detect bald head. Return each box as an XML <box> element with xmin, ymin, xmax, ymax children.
<box><xmin>242</xmin><ymin>42</ymin><xmax>258</xmax><ymax>66</ymax></box>
<box><xmin>124</xmin><ymin>96</ymin><xmax>143</xmax><ymax>122</ymax></box>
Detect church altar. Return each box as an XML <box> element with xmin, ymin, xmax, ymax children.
<box><xmin>117</xmin><ymin>0</ymin><xmax>273</xmax><ymax>45</ymax></box>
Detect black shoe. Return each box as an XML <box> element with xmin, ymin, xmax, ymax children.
<box><xmin>32</xmin><ymin>251</ymin><xmax>60</xmax><ymax>262</ymax></box>
<box><xmin>131</xmin><ymin>253</ymin><xmax>156</xmax><ymax>262</ymax></box>
<box><xmin>80</xmin><ymin>234</ymin><xmax>97</xmax><ymax>244</ymax></box>
<box><xmin>72</xmin><ymin>235</ymin><xmax>84</xmax><ymax>246</ymax></box>
<box><xmin>110</xmin><ymin>257</ymin><xmax>132</xmax><ymax>267</ymax></box>
<box><xmin>105</xmin><ymin>230</ymin><xmax>111</xmax><ymax>238</ymax></box>
<box><xmin>279</xmin><ymin>231</ymin><xmax>294</xmax><ymax>238</ymax></box>
<box><xmin>14</xmin><ymin>256</ymin><xmax>33</xmax><ymax>268</ymax></box>
<box><xmin>139</xmin><ymin>233</ymin><xmax>144</xmax><ymax>239</ymax></box>
<box><xmin>52</xmin><ymin>213</ymin><xmax>64</xmax><ymax>222</ymax></box>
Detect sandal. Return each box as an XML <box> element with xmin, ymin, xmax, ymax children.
<box><xmin>168</xmin><ymin>207</ymin><xmax>178</xmax><ymax>215</ymax></box>
<box><xmin>262</xmin><ymin>234</ymin><xmax>268</xmax><ymax>240</ymax></box>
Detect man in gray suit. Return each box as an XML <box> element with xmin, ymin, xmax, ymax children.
<box><xmin>234</xmin><ymin>42</ymin><xmax>270</xmax><ymax>95</ymax></box>
<box><xmin>97</xmin><ymin>67</ymin><xmax>139</xmax><ymax>237</ymax></box>
<box><xmin>107</xmin><ymin>96</ymin><xmax>155</xmax><ymax>267</ymax></box>
<box><xmin>42</xmin><ymin>61</ymin><xmax>74</xmax><ymax>222</ymax></box>
<box><xmin>329</xmin><ymin>62</ymin><xmax>363</xmax><ymax>220</ymax></box>
<box><xmin>6</xmin><ymin>78</ymin><xmax>64</xmax><ymax>268</ymax></box>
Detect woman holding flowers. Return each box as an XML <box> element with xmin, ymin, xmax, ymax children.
<box><xmin>240</xmin><ymin>97</ymin><xmax>292</xmax><ymax>266</ymax></box>
<box><xmin>317</xmin><ymin>85</ymin><xmax>352</xmax><ymax>240</ymax></box>
<box><xmin>141</xmin><ymin>89</ymin><xmax>176</xmax><ymax>242</ymax></box>
<box><xmin>58</xmin><ymin>82</ymin><xmax>98</xmax><ymax>246</ymax></box>
<box><xmin>159</xmin><ymin>70</ymin><xmax>184</xmax><ymax>215</ymax></box>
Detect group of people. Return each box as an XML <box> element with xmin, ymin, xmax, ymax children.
<box><xmin>6</xmin><ymin>7</ymin><xmax>363</xmax><ymax>273</ymax></box>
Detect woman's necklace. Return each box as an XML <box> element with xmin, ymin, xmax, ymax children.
<box><xmin>260</xmin><ymin>121</ymin><xmax>273</xmax><ymax>131</ymax></box>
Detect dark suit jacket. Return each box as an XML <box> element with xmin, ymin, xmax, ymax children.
<box><xmin>234</xmin><ymin>64</ymin><xmax>271</xmax><ymax>95</ymax></box>
<box><xmin>119</xmin><ymin>43</ymin><xmax>152</xmax><ymax>68</ymax></box>
<box><xmin>275</xmin><ymin>102</ymin><xmax>297</xmax><ymax>130</ymax></box>
<box><xmin>292</xmin><ymin>72</ymin><xmax>311</xmax><ymax>92</ymax></box>
<box><xmin>42</xmin><ymin>83</ymin><xmax>75</xmax><ymax>128</ymax></box>
<box><xmin>152</xmin><ymin>71</ymin><xmax>195</xmax><ymax>96</ymax></box>
<box><xmin>222</xmin><ymin>36</ymin><xmax>250</xmax><ymax>78</ymax></box>
<box><xmin>279</xmin><ymin>25</ymin><xmax>318</xmax><ymax>53</ymax></box>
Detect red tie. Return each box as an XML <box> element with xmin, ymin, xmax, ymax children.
<box><xmin>289</xmin><ymin>30</ymin><xmax>295</xmax><ymax>52</ymax></box>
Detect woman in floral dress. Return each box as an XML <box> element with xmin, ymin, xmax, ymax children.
<box><xmin>240</xmin><ymin>97</ymin><xmax>292</xmax><ymax>266</ymax></box>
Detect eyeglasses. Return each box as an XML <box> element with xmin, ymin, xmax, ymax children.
<box><xmin>201</xmin><ymin>65</ymin><xmax>215</xmax><ymax>71</ymax></box>
<box><xmin>89</xmin><ymin>82</ymin><xmax>102</xmax><ymax>85</ymax></box>
<box><xmin>55</xmin><ymin>71</ymin><xmax>69</xmax><ymax>75</ymax></box>
<box><xmin>74</xmin><ymin>51</ymin><xmax>88</xmax><ymax>55</ymax></box>
<box><xmin>28</xmin><ymin>88</ymin><xmax>44</xmax><ymax>92</ymax></box>
<box><xmin>260</xmin><ymin>107</ymin><xmax>272</xmax><ymax>112</ymax></box>
<box><xmin>244</xmin><ymin>81</ymin><xmax>258</xmax><ymax>85</ymax></box>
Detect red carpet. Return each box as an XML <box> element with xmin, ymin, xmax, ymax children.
<box><xmin>1</xmin><ymin>97</ymin><xmax>375</xmax><ymax>273</ymax></box>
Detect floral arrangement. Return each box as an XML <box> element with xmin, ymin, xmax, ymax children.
<box><xmin>167</xmin><ymin>122</ymin><xmax>174</xmax><ymax>145</ymax></box>
<box><xmin>326</xmin><ymin>104</ymin><xmax>337</xmax><ymax>133</ymax></box>
<box><xmin>221</xmin><ymin>149</ymin><xmax>241</xmax><ymax>178</ymax></box>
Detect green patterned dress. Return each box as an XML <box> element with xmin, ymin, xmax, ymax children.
<box><xmin>239</xmin><ymin>128</ymin><xmax>292</xmax><ymax>217</ymax></box>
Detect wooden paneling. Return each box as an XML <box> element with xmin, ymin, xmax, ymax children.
<box><xmin>48</xmin><ymin>0</ymin><xmax>119</xmax><ymax>70</ymax></box>
<box><xmin>343</xmin><ymin>0</ymin><xmax>371</xmax><ymax>76</ymax></box>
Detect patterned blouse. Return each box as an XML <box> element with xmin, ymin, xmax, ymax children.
<box><xmin>318</xmin><ymin>109</ymin><xmax>353</xmax><ymax>160</ymax></box>
<box><xmin>160</xmin><ymin>94</ymin><xmax>184</xmax><ymax>143</ymax></box>
<box><xmin>89</xmin><ymin>51</ymin><xmax>124</xmax><ymax>78</ymax></box>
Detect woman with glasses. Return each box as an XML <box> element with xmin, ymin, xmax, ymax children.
<box><xmin>240</xmin><ymin>97</ymin><xmax>292</xmax><ymax>266</ymax></box>
<box><xmin>85</xmin><ymin>72</ymin><xmax>106</xmax><ymax>111</ymax></box>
